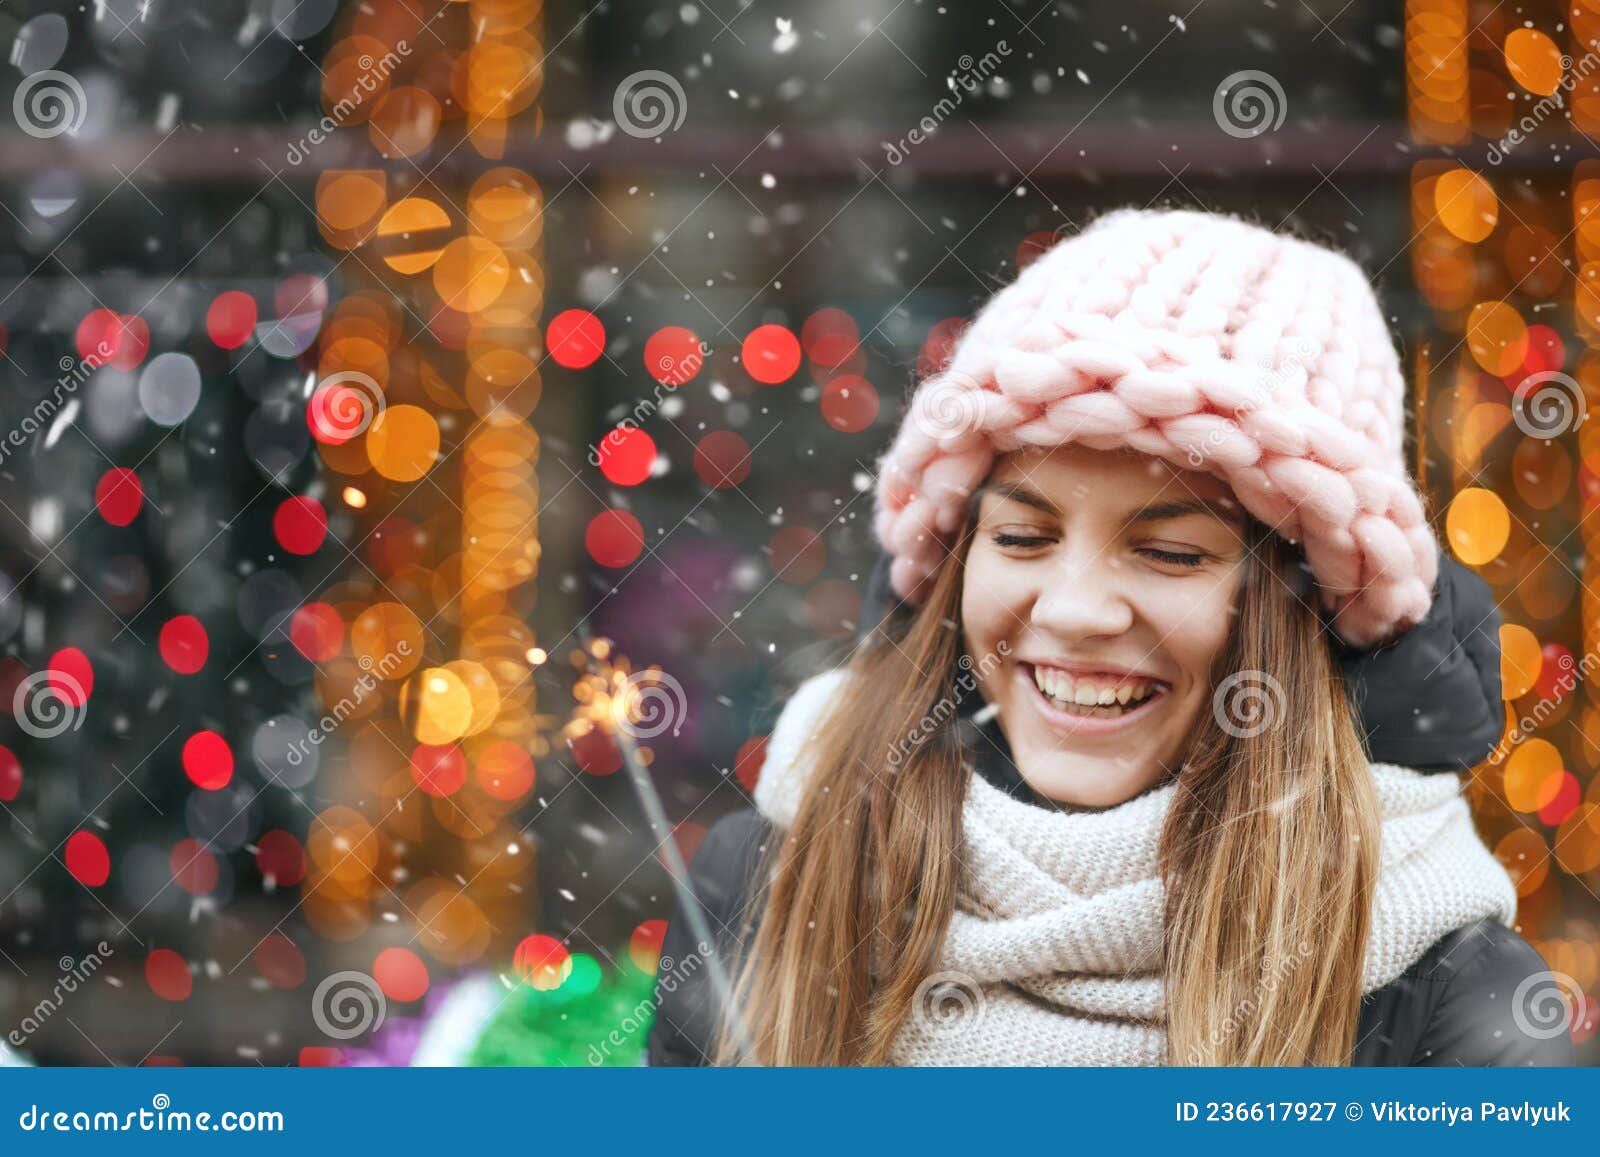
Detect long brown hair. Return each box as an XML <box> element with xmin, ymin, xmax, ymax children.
<box><xmin>720</xmin><ymin>513</ymin><xmax>1379</xmax><ymax>1066</ymax></box>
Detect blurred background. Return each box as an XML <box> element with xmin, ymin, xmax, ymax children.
<box><xmin>0</xmin><ymin>0</ymin><xmax>1595</xmax><ymax>1065</ymax></box>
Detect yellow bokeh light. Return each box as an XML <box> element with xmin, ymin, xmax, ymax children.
<box><xmin>1501</xmin><ymin>623</ymin><xmax>1543</xmax><ymax>700</ymax></box>
<box><xmin>1445</xmin><ymin>487</ymin><xmax>1511</xmax><ymax>564</ymax></box>
<box><xmin>377</xmin><ymin>197</ymin><xmax>453</xmax><ymax>274</ymax></box>
<box><xmin>446</xmin><ymin>659</ymin><xmax>503</xmax><ymax>736</ymax></box>
<box><xmin>433</xmin><ymin>236</ymin><xmax>510</xmax><ymax>313</ymax></box>
<box><xmin>1434</xmin><ymin>169</ymin><xmax>1498</xmax><ymax>242</ymax></box>
<box><xmin>1504</xmin><ymin>738</ymin><xmax>1564</xmax><ymax>813</ymax></box>
<box><xmin>350</xmin><ymin>601</ymin><xmax>425</xmax><ymax>679</ymax></box>
<box><xmin>407</xmin><ymin>666</ymin><xmax>474</xmax><ymax>745</ymax></box>
<box><xmin>367</xmin><ymin>404</ymin><xmax>441</xmax><ymax>482</ymax></box>
<box><xmin>1493</xmin><ymin>828</ymin><xmax>1550</xmax><ymax>896</ymax></box>
<box><xmin>316</xmin><ymin>171</ymin><xmax>386</xmax><ymax>233</ymax></box>
<box><xmin>1465</xmin><ymin>300</ymin><xmax>1529</xmax><ymax>375</ymax></box>
<box><xmin>470</xmin><ymin>168</ymin><xmax>544</xmax><ymax>248</ymax></box>
<box><xmin>368</xmin><ymin>86</ymin><xmax>442</xmax><ymax>159</ymax></box>
<box><xmin>1504</xmin><ymin>28</ymin><xmax>1565</xmax><ymax>96</ymax></box>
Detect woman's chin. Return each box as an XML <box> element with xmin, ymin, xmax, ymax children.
<box><xmin>1008</xmin><ymin>745</ymin><xmax>1167</xmax><ymax>809</ymax></box>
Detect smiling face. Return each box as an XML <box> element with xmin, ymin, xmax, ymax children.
<box><xmin>960</xmin><ymin>444</ymin><xmax>1251</xmax><ymax>808</ymax></box>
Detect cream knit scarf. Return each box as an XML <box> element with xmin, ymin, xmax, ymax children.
<box><xmin>752</xmin><ymin>668</ymin><xmax>1518</xmax><ymax>1067</ymax></box>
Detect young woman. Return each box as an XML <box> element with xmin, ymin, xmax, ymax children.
<box><xmin>647</xmin><ymin>208</ymin><xmax>1574</xmax><ymax>1067</ymax></box>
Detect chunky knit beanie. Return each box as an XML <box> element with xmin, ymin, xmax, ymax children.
<box><xmin>873</xmin><ymin>207</ymin><xmax>1439</xmax><ymax>647</ymax></box>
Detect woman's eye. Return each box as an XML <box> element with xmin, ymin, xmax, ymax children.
<box><xmin>990</xmin><ymin>531</ymin><xmax>1053</xmax><ymax>549</ymax></box>
<box><xmin>1138</xmin><ymin>546</ymin><xmax>1206</xmax><ymax>568</ymax></box>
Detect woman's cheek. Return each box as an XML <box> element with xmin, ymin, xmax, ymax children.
<box><xmin>1151</xmin><ymin>572</ymin><xmax>1240</xmax><ymax>657</ymax></box>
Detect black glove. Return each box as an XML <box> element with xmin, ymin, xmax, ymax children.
<box><xmin>856</xmin><ymin>551</ymin><xmax>1503</xmax><ymax>774</ymax></box>
<box><xmin>1330</xmin><ymin>554</ymin><xmax>1503</xmax><ymax>772</ymax></box>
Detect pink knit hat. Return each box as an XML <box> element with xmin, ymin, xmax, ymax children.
<box><xmin>873</xmin><ymin>207</ymin><xmax>1438</xmax><ymax>647</ymax></box>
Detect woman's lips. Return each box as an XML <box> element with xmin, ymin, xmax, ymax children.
<box><xmin>1016</xmin><ymin>662</ymin><xmax>1170</xmax><ymax>736</ymax></box>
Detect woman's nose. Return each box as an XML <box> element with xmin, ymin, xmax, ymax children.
<box><xmin>1030</xmin><ymin>553</ymin><xmax>1136</xmax><ymax>640</ymax></box>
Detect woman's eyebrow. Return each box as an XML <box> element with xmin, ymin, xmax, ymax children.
<box><xmin>973</xmin><ymin>481</ymin><xmax>1059</xmax><ymax>516</ymax></box>
<box><xmin>1126</xmin><ymin>497</ymin><xmax>1246</xmax><ymax>525</ymax></box>
<box><xmin>974</xmin><ymin>484</ymin><xmax>1244</xmax><ymax>525</ymax></box>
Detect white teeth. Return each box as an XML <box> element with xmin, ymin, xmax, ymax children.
<box><xmin>1029</xmin><ymin>664</ymin><xmax>1161</xmax><ymax>715</ymax></box>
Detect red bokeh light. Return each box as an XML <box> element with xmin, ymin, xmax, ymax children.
<box><xmin>255</xmin><ymin>829</ymin><xmax>307</xmax><ymax>887</ymax></box>
<box><xmin>628</xmin><ymin>919</ymin><xmax>668</xmax><ymax>973</ymax></box>
<box><xmin>145</xmin><ymin>948</ymin><xmax>193</xmax><ymax>1002</ymax></box>
<box><xmin>158</xmin><ymin>615</ymin><xmax>209</xmax><ymax>674</ymax></box>
<box><xmin>644</xmin><ymin>325</ymin><xmax>704</xmax><ymax>385</ymax></box>
<box><xmin>475</xmin><ymin>740</ymin><xmax>536</xmax><ymax>802</ymax></box>
<box><xmin>273</xmin><ymin>496</ymin><xmax>328</xmax><ymax>555</ymax></box>
<box><xmin>1538</xmin><ymin>770</ymin><xmax>1581</xmax><ymax>827</ymax></box>
<box><xmin>693</xmin><ymin>430</ymin><xmax>752</xmax><ymax>489</ymax></box>
<box><xmin>821</xmin><ymin>375</ymin><xmax>879</xmax><ymax>433</ymax></box>
<box><xmin>546</xmin><ymin>309</ymin><xmax>606</xmax><ymax>369</ymax></box>
<box><xmin>513</xmin><ymin>933</ymin><xmax>570</xmax><ymax>990</ymax></box>
<box><xmin>94</xmin><ymin>467</ymin><xmax>143</xmax><ymax>526</ymax></box>
<box><xmin>373</xmin><ymin>946</ymin><xmax>430</xmax><ymax>1002</ymax></box>
<box><xmin>769</xmin><ymin>525</ymin><xmax>825</xmax><ymax>584</ymax></box>
<box><xmin>206</xmin><ymin>290</ymin><xmax>259</xmax><ymax>350</ymax></box>
<box><xmin>585</xmin><ymin>509</ymin><xmax>645</xmax><ymax>568</ymax></box>
<box><xmin>170</xmin><ymin>838</ymin><xmax>219</xmax><ymax>894</ymax></box>
<box><xmin>289</xmin><ymin>602</ymin><xmax>344</xmax><ymax>662</ymax></box>
<box><xmin>742</xmin><ymin>324</ymin><xmax>801</xmax><ymax>384</ymax></box>
<box><xmin>49</xmin><ymin>647</ymin><xmax>94</xmax><ymax>707</ymax></box>
<box><xmin>734</xmin><ymin>735</ymin><xmax>767</xmax><ymax>792</ymax></box>
<box><xmin>1533</xmin><ymin>643</ymin><xmax>1577</xmax><ymax>704</ymax></box>
<box><xmin>568</xmin><ymin>724</ymin><xmax>622</xmax><ymax>776</ymax></box>
<box><xmin>182</xmin><ymin>730</ymin><xmax>234</xmax><ymax>791</ymax></box>
<box><xmin>918</xmin><ymin>317</ymin><xmax>968</xmax><ymax>378</ymax></box>
<box><xmin>64</xmin><ymin>830</ymin><xmax>110</xmax><ymax>887</ymax></box>
<box><xmin>254</xmin><ymin>934</ymin><xmax>307</xmax><ymax>989</ymax></box>
<box><xmin>801</xmin><ymin>308</ymin><xmax>860</xmax><ymax>368</ymax></box>
<box><xmin>597</xmin><ymin>426</ymin><xmax>656</xmax><ymax>486</ymax></box>
<box><xmin>409</xmin><ymin>743</ymin><xmax>467</xmax><ymax>797</ymax></box>
<box><xmin>0</xmin><ymin>745</ymin><xmax>19</xmax><ymax>802</ymax></box>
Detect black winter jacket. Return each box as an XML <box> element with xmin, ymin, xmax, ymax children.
<box><xmin>647</xmin><ymin>558</ymin><xmax>1575</xmax><ymax>1067</ymax></box>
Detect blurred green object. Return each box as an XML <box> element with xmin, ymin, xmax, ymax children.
<box><xmin>467</xmin><ymin>956</ymin><xmax>659</xmax><ymax>1067</ymax></box>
